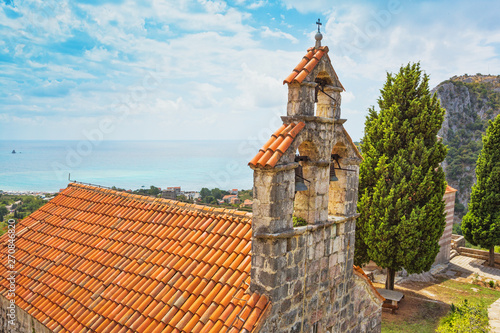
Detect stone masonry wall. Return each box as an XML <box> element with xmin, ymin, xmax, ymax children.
<box><xmin>349</xmin><ymin>273</ymin><xmax>382</xmax><ymax>333</ymax></box>
<box><xmin>254</xmin><ymin>215</ymin><xmax>380</xmax><ymax>333</ymax></box>
<box><xmin>0</xmin><ymin>296</ymin><xmax>52</xmax><ymax>333</ymax></box>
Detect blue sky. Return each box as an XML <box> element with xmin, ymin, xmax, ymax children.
<box><xmin>1</xmin><ymin>0</ymin><xmax>499</xmax><ymax>142</ymax></box>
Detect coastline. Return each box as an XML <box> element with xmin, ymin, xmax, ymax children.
<box><xmin>0</xmin><ymin>190</ymin><xmax>58</xmax><ymax>196</ymax></box>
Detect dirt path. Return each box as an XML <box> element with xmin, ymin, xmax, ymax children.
<box><xmin>489</xmin><ymin>298</ymin><xmax>500</xmax><ymax>333</ymax></box>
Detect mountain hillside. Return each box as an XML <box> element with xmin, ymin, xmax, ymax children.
<box><xmin>433</xmin><ymin>74</ymin><xmax>500</xmax><ymax>219</ymax></box>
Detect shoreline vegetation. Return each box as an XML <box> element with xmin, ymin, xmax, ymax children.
<box><xmin>0</xmin><ymin>185</ymin><xmax>254</xmax><ymax>236</ymax></box>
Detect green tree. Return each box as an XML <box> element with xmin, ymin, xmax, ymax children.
<box><xmin>204</xmin><ymin>196</ymin><xmax>216</xmax><ymax>204</ymax></box>
<box><xmin>200</xmin><ymin>188</ymin><xmax>211</xmax><ymax>199</ymax></box>
<box><xmin>0</xmin><ymin>206</ymin><xmax>8</xmax><ymax>222</ymax></box>
<box><xmin>355</xmin><ymin>63</ymin><xmax>448</xmax><ymax>290</ymax></box>
<box><xmin>462</xmin><ymin>115</ymin><xmax>500</xmax><ymax>267</ymax></box>
<box><xmin>149</xmin><ymin>186</ymin><xmax>160</xmax><ymax>196</ymax></box>
<box><xmin>211</xmin><ymin>188</ymin><xmax>223</xmax><ymax>200</ymax></box>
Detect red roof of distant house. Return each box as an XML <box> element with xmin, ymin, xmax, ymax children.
<box><xmin>445</xmin><ymin>185</ymin><xmax>457</xmax><ymax>193</ymax></box>
<box><xmin>248</xmin><ymin>122</ymin><xmax>305</xmax><ymax>169</ymax></box>
<box><xmin>0</xmin><ymin>183</ymin><xmax>269</xmax><ymax>332</ymax></box>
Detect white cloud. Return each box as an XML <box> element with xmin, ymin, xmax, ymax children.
<box><xmin>324</xmin><ymin>2</ymin><xmax>500</xmax><ymax>84</ymax></box>
<box><xmin>2</xmin><ymin>0</ymin><xmax>500</xmax><ymax>142</ymax></box>
<box><xmin>14</xmin><ymin>44</ymin><xmax>24</xmax><ymax>57</ymax></box>
<box><xmin>261</xmin><ymin>26</ymin><xmax>298</xmax><ymax>43</ymax></box>
<box><xmin>197</xmin><ymin>0</ymin><xmax>227</xmax><ymax>13</ymax></box>
<box><xmin>234</xmin><ymin>63</ymin><xmax>285</xmax><ymax>109</ymax></box>
<box><xmin>247</xmin><ymin>1</ymin><xmax>267</xmax><ymax>10</ymax></box>
<box><xmin>342</xmin><ymin>91</ymin><xmax>355</xmax><ymax>104</ymax></box>
<box><xmin>280</xmin><ymin>0</ymin><xmax>333</xmax><ymax>14</ymax></box>
<box><xmin>84</xmin><ymin>47</ymin><xmax>119</xmax><ymax>62</ymax></box>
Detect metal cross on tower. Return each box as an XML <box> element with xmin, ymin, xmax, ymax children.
<box><xmin>316</xmin><ymin>18</ymin><xmax>322</xmax><ymax>33</ymax></box>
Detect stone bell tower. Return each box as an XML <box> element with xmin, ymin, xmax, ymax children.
<box><xmin>247</xmin><ymin>20</ymin><xmax>381</xmax><ymax>333</ymax></box>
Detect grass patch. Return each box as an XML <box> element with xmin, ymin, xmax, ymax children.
<box><xmin>381</xmin><ymin>278</ymin><xmax>500</xmax><ymax>333</ymax></box>
<box><xmin>437</xmin><ymin>278</ymin><xmax>500</xmax><ymax>307</ymax></box>
<box><xmin>382</xmin><ymin>301</ymin><xmax>445</xmax><ymax>333</ymax></box>
<box><xmin>436</xmin><ymin>299</ymin><xmax>489</xmax><ymax>333</ymax></box>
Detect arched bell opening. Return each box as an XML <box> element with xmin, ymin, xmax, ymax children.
<box><xmin>293</xmin><ymin>141</ymin><xmax>329</xmax><ymax>224</ymax></box>
<box><xmin>314</xmin><ymin>73</ymin><xmax>336</xmax><ymax>119</ymax></box>
<box><xmin>328</xmin><ymin>142</ymin><xmax>357</xmax><ymax>216</ymax></box>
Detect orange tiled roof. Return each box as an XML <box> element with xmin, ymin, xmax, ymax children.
<box><xmin>0</xmin><ymin>183</ymin><xmax>269</xmax><ymax>333</ymax></box>
<box><xmin>283</xmin><ymin>46</ymin><xmax>329</xmax><ymax>84</ymax></box>
<box><xmin>248</xmin><ymin>122</ymin><xmax>305</xmax><ymax>169</ymax></box>
<box><xmin>353</xmin><ymin>266</ymin><xmax>385</xmax><ymax>303</ymax></box>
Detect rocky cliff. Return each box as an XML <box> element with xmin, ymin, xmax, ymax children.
<box><xmin>433</xmin><ymin>74</ymin><xmax>500</xmax><ymax>219</ymax></box>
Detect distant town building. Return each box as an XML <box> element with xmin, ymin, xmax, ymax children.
<box><xmin>241</xmin><ymin>199</ymin><xmax>253</xmax><ymax>208</ymax></box>
<box><xmin>230</xmin><ymin>188</ymin><xmax>238</xmax><ymax>195</ymax></box>
<box><xmin>222</xmin><ymin>194</ymin><xmax>238</xmax><ymax>204</ymax></box>
<box><xmin>183</xmin><ymin>191</ymin><xmax>200</xmax><ymax>200</ymax></box>
<box><xmin>161</xmin><ymin>186</ymin><xmax>181</xmax><ymax>199</ymax></box>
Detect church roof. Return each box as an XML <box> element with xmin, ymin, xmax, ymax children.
<box><xmin>0</xmin><ymin>183</ymin><xmax>269</xmax><ymax>333</ymax></box>
<box><xmin>283</xmin><ymin>46</ymin><xmax>329</xmax><ymax>84</ymax></box>
<box><xmin>352</xmin><ymin>266</ymin><xmax>385</xmax><ymax>303</ymax></box>
<box><xmin>248</xmin><ymin>122</ymin><xmax>305</xmax><ymax>169</ymax></box>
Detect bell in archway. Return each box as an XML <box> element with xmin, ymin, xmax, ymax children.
<box><xmin>295</xmin><ymin>165</ymin><xmax>308</xmax><ymax>191</ymax></box>
<box><xmin>330</xmin><ymin>164</ymin><xmax>338</xmax><ymax>182</ymax></box>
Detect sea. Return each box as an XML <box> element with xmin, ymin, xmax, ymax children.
<box><xmin>0</xmin><ymin>140</ymin><xmax>262</xmax><ymax>193</ymax></box>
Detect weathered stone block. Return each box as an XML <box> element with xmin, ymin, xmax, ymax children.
<box><xmin>258</xmin><ymin>270</ymin><xmax>277</xmax><ymax>289</ymax></box>
<box><xmin>329</xmin><ymin>253</ymin><xmax>338</xmax><ymax>267</ymax></box>
<box><xmin>286</xmin><ymin>265</ymin><xmax>299</xmax><ymax>283</ymax></box>
<box><xmin>315</xmin><ymin>241</ymin><xmax>324</xmax><ymax>260</ymax></box>
<box><xmin>333</xmin><ymin>237</ymin><xmax>341</xmax><ymax>253</ymax></box>
<box><xmin>294</xmin><ymin>248</ymin><xmax>305</xmax><ymax>265</ymax></box>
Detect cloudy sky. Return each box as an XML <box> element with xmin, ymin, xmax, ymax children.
<box><xmin>1</xmin><ymin>0</ymin><xmax>499</xmax><ymax>142</ymax></box>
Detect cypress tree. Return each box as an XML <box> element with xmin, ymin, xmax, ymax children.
<box><xmin>462</xmin><ymin>115</ymin><xmax>500</xmax><ymax>267</ymax></box>
<box><xmin>354</xmin><ymin>63</ymin><xmax>448</xmax><ymax>290</ymax></box>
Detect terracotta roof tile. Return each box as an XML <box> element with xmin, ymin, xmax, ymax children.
<box><xmin>283</xmin><ymin>46</ymin><xmax>329</xmax><ymax>84</ymax></box>
<box><xmin>249</xmin><ymin>122</ymin><xmax>305</xmax><ymax>169</ymax></box>
<box><xmin>0</xmin><ymin>183</ymin><xmax>269</xmax><ymax>332</ymax></box>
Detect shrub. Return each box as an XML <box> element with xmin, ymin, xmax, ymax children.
<box><xmin>292</xmin><ymin>216</ymin><xmax>307</xmax><ymax>227</ymax></box>
<box><xmin>436</xmin><ymin>299</ymin><xmax>489</xmax><ymax>332</ymax></box>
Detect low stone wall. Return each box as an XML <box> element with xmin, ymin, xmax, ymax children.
<box><xmin>451</xmin><ymin>234</ymin><xmax>465</xmax><ymax>249</ymax></box>
<box><xmin>450</xmin><ymin>234</ymin><xmax>500</xmax><ymax>265</ymax></box>
<box><xmin>457</xmin><ymin>247</ymin><xmax>500</xmax><ymax>265</ymax></box>
<box><xmin>0</xmin><ymin>296</ymin><xmax>52</xmax><ymax>333</ymax></box>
